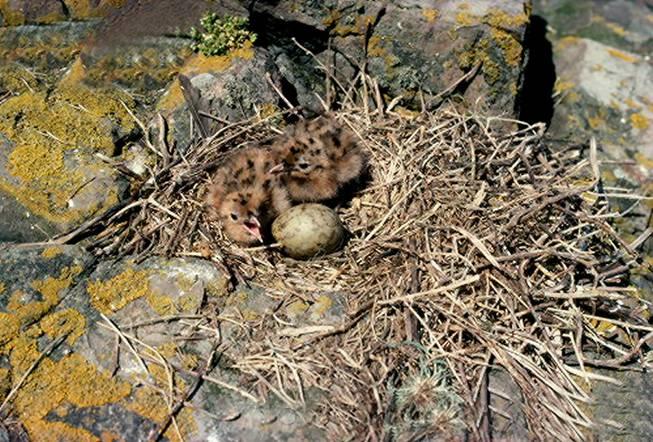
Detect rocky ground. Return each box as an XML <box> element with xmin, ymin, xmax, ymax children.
<box><xmin>0</xmin><ymin>0</ymin><xmax>651</xmax><ymax>440</ymax></box>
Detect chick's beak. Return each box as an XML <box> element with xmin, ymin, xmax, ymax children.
<box><xmin>243</xmin><ymin>216</ymin><xmax>263</xmax><ymax>243</ymax></box>
<box><xmin>268</xmin><ymin>163</ymin><xmax>285</xmax><ymax>174</ymax></box>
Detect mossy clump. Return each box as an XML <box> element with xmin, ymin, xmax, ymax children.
<box><xmin>190</xmin><ymin>13</ymin><xmax>257</xmax><ymax>57</ymax></box>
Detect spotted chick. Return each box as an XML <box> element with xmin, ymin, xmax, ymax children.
<box><xmin>269</xmin><ymin>116</ymin><xmax>366</xmax><ymax>203</ymax></box>
<box><xmin>206</xmin><ymin>147</ymin><xmax>291</xmax><ymax>245</ymax></box>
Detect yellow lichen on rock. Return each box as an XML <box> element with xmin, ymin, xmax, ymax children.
<box><xmin>422</xmin><ymin>9</ymin><xmax>439</xmax><ymax>23</ymax></box>
<box><xmin>40</xmin><ymin>308</ymin><xmax>87</xmax><ymax>345</ymax></box>
<box><xmin>157</xmin><ymin>44</ymin><xmax>255</xmax><ymax>111</ymax></box>
<box><xmin>63</xmin><ymin>0</ymin><xmax>127</xmax><ymax>19</ymax></box>
<box><xmin>11</xmin><ymin>352</ymin><xmax>131</xmax><ymax>440</ymax></box>
<box><xmin>0</xmin><ymin>81</ymin><xmax>133</xmax><ymax>224</ymax></box>
<box><xmin>126</xmin><ymin>387</ymin><xmax>197</xmax><ymax>442</ymax></box>
<box><xmin>3</xmin><ymin>266</ymin><xmax>83</xmax><ymax>334</ymax></box>
<box><xmin>312</xmin><ymin>295</ymin><xmax>333</xmax><ymax>317</ymax></box>
<box><xmin>0</xmin><ymin>0</ymin><xmax>25</xmax><ymax>25</ymax></box>
<box><xmin>87</xmin><ymin>268</ymin><xmax>151</xmax><ymax>314</ymax></box>
<box><xmin>630</xmin><ymin>113</ymin><xmax>649</xmax><ymax>130</ymax></box>
<box><xmin>41</xmin><ymin>246</ymin><xmax>64</xmax><ymax>259</ymax></box>
<box><xmin>607</xmin><ymin>48</ymin><xmax>638</xmax><ymax>63</ymax></box>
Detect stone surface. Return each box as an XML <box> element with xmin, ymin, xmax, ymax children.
<box><xmin>0</xmin><ymin>248</ymin><xmax>330</xmax><ymax>440</ymax></box>
<box><xmin>252</xmin><ymin>0</ymin><xmax>531</xmax><ymax>115</ymax></box>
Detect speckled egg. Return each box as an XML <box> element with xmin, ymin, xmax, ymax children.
<box><xmin>272</xmin><ymin>204</ymin><xmax>346</xmax><ymax>259</ymax></box>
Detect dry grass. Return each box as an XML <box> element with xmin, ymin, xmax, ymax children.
<box><xmin>48</xmin><ymin>71</ymin><xmax>653</xmax><ymax>441</ymax></box>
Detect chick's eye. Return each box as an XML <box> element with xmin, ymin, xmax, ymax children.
<box><xmin>298</xmin><ymin>162</ymin><xmax>309</xmax><ymax>170</ymax></box>
<box><xmin>230</xmin><ymin>213</ymin><xmax>238</xmax><ymax>221</ymax></box>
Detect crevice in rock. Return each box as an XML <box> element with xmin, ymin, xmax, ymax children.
<box><xmin>516</xmin><ymin>15</ymin><xmax>556</xmax><ymax>127</ymax></box>
<box><xmin>248</xmin><ymin>10</ymin><xmax>329</xmax><ymax>54</ymax></box>
<box><xmin>57</xmin><ymin>0</ymin><xmax>71</xmax><ymax>19</ymax></box>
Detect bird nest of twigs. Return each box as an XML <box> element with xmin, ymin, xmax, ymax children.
<box><xmin>58</xmin><ymin>78</ymin><xmax>651</xmax><ymax>440</ymax></box>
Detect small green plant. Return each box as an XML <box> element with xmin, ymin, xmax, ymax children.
<box><xmin>190</xmin><ymin>13</ymin><xmax>257</xmax><ymax>56</ymax></box>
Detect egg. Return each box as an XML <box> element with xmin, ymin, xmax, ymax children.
<box><xmin>272</xmin><ymin>204</ymin><xmax>346</xmax><ymax>259</ymax></box>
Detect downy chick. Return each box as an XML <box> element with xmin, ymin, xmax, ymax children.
<box><xmin>269</xmin><ymin>116</ymin><xmax>365</xmax><ymax>203</ymax></box>
<box><xmin>206</xmin><ymin>147</ymin><xmax>290</xmax><ymax>245</ymax></box>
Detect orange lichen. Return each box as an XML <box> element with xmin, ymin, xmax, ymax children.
<box><xmin>630</xmin><ymin>113</ymin><xmax>649</xmax><ymax>130</ymax></box>
<box><xmin>607</xmin><ymin>48</ymin><xmax>638</xmax><ymax>63</ymax></box>
<box><xmin>422</xmin><ymin>9</ymin><xmax>439</xmax><ymax>23</ymax></box>
<box><xmin>157</xmin><ymin>45</ymin><xmax>255</xmax><ymax>111</ymax></box>
<box><xmin>12</xmin><ymin>353</ymin><xmax>131</xmax><ymax>440</ymax></box>
<box><xmin>87</xmin><ymin>268</ymin><xmax>151</xmax><ymax>314</ymax></box>
<box><xmin>41</xmin><ymin>246</ymin><xmax>64</xmax><ymax>259</ymax></box>
<box><xmin>0</xmin><ymin>81</ymin><xmax>132</xmax><ymax>224</ymax></box>
<box><xmin>40</xmin><ymin>308</ymin><xmax>87</xmax><ymax>345</ymax></box>
<box><xmin>126</xmin><ymin>387</ymin><xmax>196</xmax><ymax>442</ymax></box>
<box><xmin>87</xmin><ymin>268</ymin><xmax>150</xmax><ymax>314</ymax></box>
<box><xmin>4</xmin><ymin>265</ymin><xmax>83</xmax><ymax>330</ymax></box>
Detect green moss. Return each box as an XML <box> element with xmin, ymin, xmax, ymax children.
<box><xmin>190</xmin><ymin>13</ymin><xmax>257</xmax><ymax>56</ymax></box>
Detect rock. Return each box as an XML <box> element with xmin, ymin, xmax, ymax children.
<box><xmin>535</xmin><ymin>0</ymin><xmax>653</xmax><ymax>55</ymax></box>
<box><xmin>0</xmin><ymin>0</ymin><xmax>66</xmax><ymax>26</ymax></box>
<box><xmin>547</xmin><ymin>37</ymin><xmax>652</xmax><ymax>249</ymax></box>
<box><xmin>0</xmin><ymin>191</ymin><xmax>60</xmax><ymax>244</ymax></box>
<box><xmin>0</xmin><ymin>249</ymin><xmax>329</xmax><ymax>440</ymax></box>
<box><xmin>157</xmin><ymin>46</ymin><xmax>285</xmax><ymax>151</ymax></box>
<box><xmin>0</xmin><ymin>87</ymin><xmax>133</xmax><ymax>230</ymax></box>
<box><xmin>251</xmin><ymin>0</ymin><xmax>531</xmax><ymax>115</ymax></box>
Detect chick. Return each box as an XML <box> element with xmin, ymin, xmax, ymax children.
<box><xmin>206</xmin><ymin>147</ymin><xmax>290</xmax><ymax>245</ymax></box>
<box><xmin>269</xmin><ymin>116</ymin><xmax>365</xmax><ymax>203</ymax></box>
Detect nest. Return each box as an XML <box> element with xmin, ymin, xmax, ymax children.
<box><xmin>57</xmin><ymin>76</ymin><xmax>652</xmax><ymax>440</ymax></box>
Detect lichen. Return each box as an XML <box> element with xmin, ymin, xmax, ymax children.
<box><xmin>629</xmin><ymin>113</ymin><xmax>649</xmax><ymax>130</ymax></box>
<box><xmin>286</xmin><ymin>300</ymin><xmax>309</xmax><ymax>317</ymax></box>
<box><xmin>126</xmin><ymin>387</ymin><xmax>196</xmax><ymax>442</ymax></box>
<box><xmin>2</xmin><ymin>265</ymin><xmax>83</xmax><ymax>340</ymax></box>
<box><xmin>634</xmin><ymin>153</ymin><xmax>653</xmax><ymax>169</ymax></box>
<box><xmin>206</xmin><ymin>275</ymin><xmax>229</xmax><ymax>297</ymax></box>
<box><xmin>41</xmin><ymin>246</ymin><xmax>64</xmax><ymax>259</ymax></box>
<box><xmin>156</xmin><ymin>45</ymin><xmax>255</xmax><ymax>111</ymax></box>
<box><xmin>64</xmin><ymin>0</ymin><xmax>127</xmax><ymax>20</ymax></box>
<box><xmin>0</xmin><ymin>81</ymin><xmax>133</xmax><ymax>224</ymax></box>
<box><xmin>455</xmin><ymin>9</ymin><xmax>528</xmax><ymax>88</ymax></box>
<box><xmin>86</xmin><ymin>268</ymin><xmax>151</xmax><ymax>314</ymax></box>
<box><xmin>11</xmin><ymin>352</ymin><xmax>131</xmax><ymax>440</ymax></box>
<box><xmin>0</xmin><ymin>0</ymin><xmax>25</xmax><ymax>25</ymax></box>
<box><xmin>607</xmin><ymin>48</ymin><xmax>638</xmax><ymax>63</ymax></box>
<box><xmin>422</xmin><ymin>9</ymin><xmax>439</xmax><ymax>23</ymax></box>
<box><xmin>40</xmin><ymin>308</ymin><xmax>87</xmax><ymax>345</ymax></box>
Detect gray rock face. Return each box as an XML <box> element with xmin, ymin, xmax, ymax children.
<box><xmin>0</xmin><ymin>248</ymin><xmax>329</xmax><ymax>440</ymax></box>
<box><xmin>251</xmin><ymin>0</ymin><xmax>531</xmax><ymax>115</ymax></box>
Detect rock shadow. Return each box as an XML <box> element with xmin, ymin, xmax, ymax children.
<box><xmin>517</xmin><ymin>15</ymin><xmax>556</xmax><ymax>127</ymax></box>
